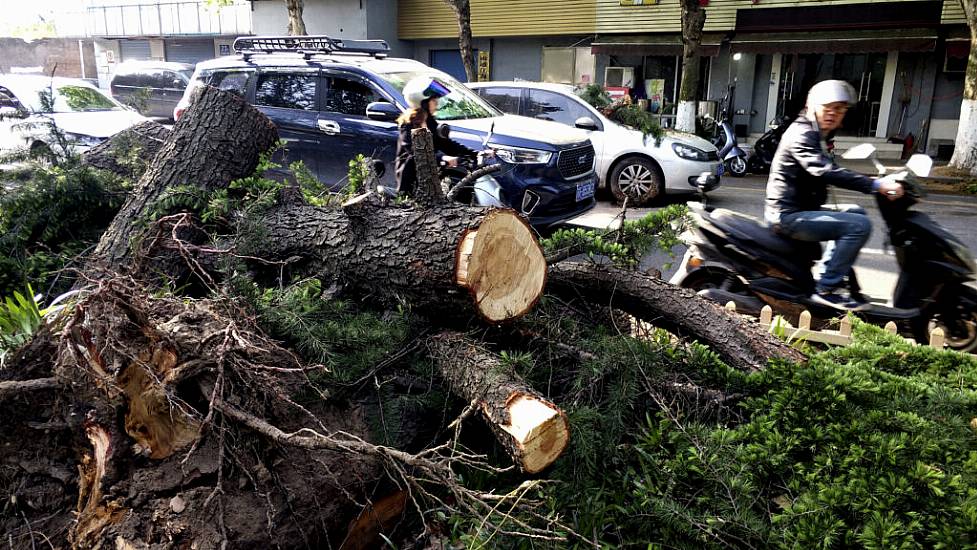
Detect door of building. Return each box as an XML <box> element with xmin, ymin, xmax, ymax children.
<box><xmin>430</xmin><ymin>49</ymin><xmax>478</xmax><ymax>83</ymax></box>
<box><xmin>776</xmin><ymin>52</ymin><xmax>887</xmax><ymax>137</ymax></box>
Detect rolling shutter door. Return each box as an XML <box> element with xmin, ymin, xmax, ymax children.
<box><xmin>164</xmin><ymin>39</ymin><xmax>215</xmax><ymax>64</ymax></box>
<box><xmin>119</xmin><ymin>39</ymin><xmax>151</xmax><ymax>61</ymax></box>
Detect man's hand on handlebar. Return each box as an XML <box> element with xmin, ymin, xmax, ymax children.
<box><xmin>877</xmin><ymin>173</ymin><xmax>906</xmax><ymax>200</ymax></box>
<box><xmin>479</xmin><ymin>149</ymin><xmax>495</xmax><ymax>159</ymax></box>
<box><xmin>442</xmin><ymin>155</ymin><xmax>460</xmax><ymax>168</ymax></box>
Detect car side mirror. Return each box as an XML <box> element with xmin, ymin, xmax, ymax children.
<box><xmin>575</xmin><ymin>117</ymin><xmax>599</xmax><ymax>131</ymax></box>
<box><xmin>365</xmin><ymin>101</ymin><xmax>400</xmax><ymax>122</ymax></box>
<box><xmin>906</xmin><ymin>154</ymin><xmax>933</xmax><ymax>178</ymax></box>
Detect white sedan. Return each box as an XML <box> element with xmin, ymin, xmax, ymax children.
<box><xmin>0</xmin><ymin>75</ymin><xmax>146</xmax><ymax>159</ymax></box>
<box><xmin>469</xmin><ymin>81</ymin><xmax>722</xmax><ymax>205</ymax></box>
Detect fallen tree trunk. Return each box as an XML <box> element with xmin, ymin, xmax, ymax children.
<box><xmin>82</xmin><ymin>120</ymin><xmax>171</xmax><ymax>181</ymax></box>
<box><xmin>547</xmin><ymin>262</ymin><xmax>806</xmax><ymax>372</ymax></box>
<box><xmin>93</xmin><ymin>86</ymin><xmax>279</xmax><ymax>270</ymax></box>
<box><xmin>427</xmin><ymin>331</ymin><xmax>569</xmax><ymax>473</ymax></box>
<box><xmin>256</xmin><ymin>204</ymin><xmax>547</xmax><ymax>324</ymax></box>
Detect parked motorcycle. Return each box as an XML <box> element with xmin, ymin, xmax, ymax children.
<box><xmin>670</xmin><ymin>145</ymin><xmax>977</xmax><ymax>352</ymax></box>
<box><xmin>746</xmin><ymin>116</ymin><xmax>791</xmax><ymax>175</ymax></box>
<box><xmin>708</xmin><ymin>114</ymin><xmax>748</xmax><ymax>178</ymax></box>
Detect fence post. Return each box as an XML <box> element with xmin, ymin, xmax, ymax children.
<box><xmin>930</xmin><ymin>327</ymin><xmax>945</xmax><ymax>349</ymax></box>
<box><xmin>725</xmin><ymin>301</ymin><xmax>737</xmax><ymax>313</ymax></box>
<box><xmin>884</xmin><ymin>321</ymin><xmax>898</xmax><ymax>334</ymax></box>
<box><xmin>839</xmin><ymin>315</ymin><xmax>852</xmax><ymax>339</ymax></box>
<box><xmin>759</xmin><ymin>305</ymin><xmax>773</xmax><ymax>328</ymax></box>
<box><xmin>798</xmin><ymin>310</ymin><xmax>812</xmax><ymax>331</ymax></box>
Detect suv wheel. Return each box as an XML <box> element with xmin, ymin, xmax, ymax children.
<box><xmin>610</xmin><ymin>157</ymin><xmax>664</xmax><ymax>206</ymax></box>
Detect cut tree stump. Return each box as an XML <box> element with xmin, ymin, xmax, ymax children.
<box><xmin>547</xmin><ymin>262</ymin><xmax>806</xmax><ymax>372</ymax></box>
<box><xmin>427</xmin><ymin>331</ymin><xmax>569</xmax><ymax>473</ymax></box>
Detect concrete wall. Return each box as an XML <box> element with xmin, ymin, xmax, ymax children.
<box><xmin>366</xmin><ymin>0</ymin><xmax>413</xmax><ymax>58</ymax></box>
<box><xmin>0</xmin><ymin>38</ymin><xmax>97</xmax><ymax>81</ymax></box>
<box><xmin>252</xmin><ymin>0</ymin><xmax>367</xmax><ymax>38</ymax></box>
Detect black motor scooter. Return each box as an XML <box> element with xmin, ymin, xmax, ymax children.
<box><xmin>671</xmin><ymin>146</ymin><xmax>977</xmax><ymax>351</ymax></box>
<box><xmin>746</xmin><ymin>116</ymin><xmax>791</xmax><ymax>175</ymax></box>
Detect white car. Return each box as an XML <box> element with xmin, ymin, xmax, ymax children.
<box><xmin>0</xmin><ymin>75</ymin><xmax>146</xmax><ymax>159</ymax></box>
<box><xmin>469</xmin><ymin>81</ymin><xmax>722</xmax><ymax>205</ymax></box>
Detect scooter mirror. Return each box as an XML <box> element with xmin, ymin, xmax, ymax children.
<box><xmin>906</xmin><ymin>154</ymin><xmax>933</xmax><ymax>178</ymax></box>
<box><xmin>842</xmin><ymin>143</ymin><xmax>876</xmax><ymax>160</ymax></box>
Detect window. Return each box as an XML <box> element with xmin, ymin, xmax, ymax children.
<box><xmin>51</xmin><ymin>85</ymin><xmax>118</xmax><ymax>112</ymax></box>
<box><xmin>477</xmin><ymin>87</ymin><xmax>522</xmax><ymax>115</ymax></box>
<box><xmin>525</xmin><ymin>90</ymin><xmax>593</xmax><ymax>127</ymax></box>
<box><xmin>255</xmin><ymin>72</ymin><xmax>316</xmax><ymax>111</ymax></box>
<box><xmin>0</xmin><ymin>87</ymin><xmax>21</xmax><ymax>109</ymax></box>
<box><xmin>211</xmin><ymin>70</ymin><xmax>254</xmax><ymax>97</ymax></box>
<box><xmin>378</xmin><ymin>70</ymin><xmax>498</xmax><ymax>121</ymax></box>
<box><xmin>541</xmin><ymin>47</ymin><xmax>596</xmax><ymax>85</ymax></box>
<box><xmin>323</xmin><ymin>76</ymin><xmax>381</xmax><ymax>116</ymax></box>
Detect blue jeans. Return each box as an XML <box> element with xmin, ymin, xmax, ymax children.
<box><xmin>777</xmin><ymin>204</ymin><xmax>872</xmax><ymax>290</ymax></box>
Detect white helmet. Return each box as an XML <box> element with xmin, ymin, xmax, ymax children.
<box><xmin>402</xmin><ymin>76</ymin><xmax>451</xmax><ymax>109</ymax></box>
<box><xmin>806</xmin><ymin>80</ymin><xmax>856</xmax><ymax>109</ymax></box>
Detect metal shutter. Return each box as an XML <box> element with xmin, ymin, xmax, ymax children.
<box><xmin>164</xmin><ymin>39</ymin><xmax>215</xmax><ymax>65</ymax></box>
<box><xmin>119</xmin><ymin>39</ymin><xmax>152</xmax><ymax>61</ymax></box>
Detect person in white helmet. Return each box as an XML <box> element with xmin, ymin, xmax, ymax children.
<box><xmin>394</xmin><ymin>76</ymin><xmax>477</xmax><ymax>196</ymax></box>
<box><xmin>764</xmin><ymin>79</ymin><xmax>905</xmax><ymax>310</ymax></box>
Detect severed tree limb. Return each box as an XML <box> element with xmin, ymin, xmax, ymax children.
<box><xmin>547</xmin><ymin>262</ymin><xmax>806</xmax><ymax>372</ymax></box>
<box><xmin>427</xmin><ymin>331</ymin><xmax>569</xmax><ymax>473</ymax></box>
<box><xmin>410</xmin><ymin>127</ymin><xmax>448</xmax><ymax>206</ymax></box>
<box><xmin>82</xmin><ymin>120</ymin><xmax>171</xmax><ymax>181</ymax></box>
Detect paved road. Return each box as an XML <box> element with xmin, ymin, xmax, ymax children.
<box><xmin>567</xmin><ymin>173</ymin><xmax>977</xmax><ymax>302</ymax></box>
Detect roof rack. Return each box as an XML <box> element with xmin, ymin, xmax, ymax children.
<box><xmin>232</xmin><ymin>35</ymin><xmax>390</xmax><ymax>61</ymax></box>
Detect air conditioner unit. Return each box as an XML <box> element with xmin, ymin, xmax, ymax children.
<box><xmin>604</xmin><ymin>66</ymin><xmax>634</xmax><ymax>88</ymax></box>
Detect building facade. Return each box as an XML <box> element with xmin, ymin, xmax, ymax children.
<box><xmin>397</xmin><ymin>0</ymin><xmax>971</xmax><ymax>157</ymax></box>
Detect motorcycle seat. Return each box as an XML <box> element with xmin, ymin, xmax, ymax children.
<box><xmin>708</xmin><ymin>208</ymin><xmax>821</xmax><ymax>259</ymax></box>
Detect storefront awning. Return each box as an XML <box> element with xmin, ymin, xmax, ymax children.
<box><xmin>591</xmin><ymin>34</ymin><xmax>724</xmax><ymax>57</ymax></box>
<box><xmin>730</xmin><ymin>29</ymin><xmax>937</xmax><ymax>54</ymax></box>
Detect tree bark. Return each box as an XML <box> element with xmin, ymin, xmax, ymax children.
<box><xmin>546</xmin><ymin>262</ymin><xmax>806</xmax><ymax>373</ymax></box>
<box><xmin>951</xmin><ymin>0</ymin><xmax>977</xmax><ymax>175</ymax></box>
<box><xmin>92</xmin><ymin>86</ymin><xmax>279</xmax><ymax>271</ymax></box>
<box><xmin>427</xmin><ymin>331</ymin><xmax>569</xmax><ymax>473</ymax></box>
<box><xmin>411</xmin><ymin>127</ymin><xmax>448</xmax><ymax>206</ymax></box>
<box><xmin>444</xmin><ymin>0</ymin><xmax>477</xmax><ymax>82</ymax></box>
<box><xmin>82</xmin><ymin>120</ymin><xmax>170</xmax><ymax>181</ymax></box>
<box><xmin>284</xmin><ymin>0</ymin><xmax>307</xmax><ymax>35</ymax></box>
<box><xmin>677</xmin><ymin>0</ymin><xmax>706</xmax><ymax>132</ymax></box>
<box><xmin>255</xmin><ymin>203</ymin><xmax>546</xmax><ymax>324</ymax></box>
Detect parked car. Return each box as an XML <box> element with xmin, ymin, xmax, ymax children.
<box><xmin>0</xmin><ymin>74</ymin><xmax>147</xmax><ymax>158</ymax></box>
<box><xmin>174</xmin><ymin>36</ymin><xmax>597</xmax><ymax>228</ymax></box>
<box><xmin>110</xmin><ymin>61</ymin><xmax>194</xmax><ymax>120</ymax></box>
<box><xmin>468</xmin><ymin>81</ymin><xmax>723</xmax><ymax>204</ymax></box>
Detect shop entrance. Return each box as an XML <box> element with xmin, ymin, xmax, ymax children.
<box><xmin>777</xmin><ymin>52</ymin><xmax>887</xmax><ymax>136</ymax></box>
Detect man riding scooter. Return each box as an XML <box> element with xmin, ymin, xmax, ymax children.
<box><xmin>765</xmin><ymin>80</ymin><xmax>905</xmax><ymax>310</ymax></box>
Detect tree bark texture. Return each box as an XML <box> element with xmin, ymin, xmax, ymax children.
<box><xmin>546</xmin><ymin>262</ymin><xmax>806</xmax><ymax>373</ymax></box>
<box><xmin>411</xmin><ymin>127</ymin><xmax>448</xmax><ymax>206</ymax></box>
<box><xmin>93</xmin><ymin>86</ymin><xmax>279</xmax><ymax>271</ymax></box>
<box><xmin>254</xmin><ymin>203</ymin><xmax>545</xmax><ymax>324</ymax></box>
<box><xmin>677</xmin><ymin>0</ymin><xmax>706</xmax><ymax>132</ymax></box>
<box><xmin>284</xmin><ymin>0</ymin><xmax>308</xmax><ymax>35</ymax></box>
<box><xmin>427</xmin><ymin>331</ymin><xmax>569</xmax><ymax>473</ymax></box>
<box><xmin>444</xmin><ymin>0</ymin><xmax>477</xmax><ymax>82</ymax></box>
<box><xmin>0</xmin><ymin>280</ymin><xmax>380</xmax><ymax>549</ymax></box>
<box><xmin>82</xmin><ymin>120</ymin><xmax>170</xmax><ymax>181</ymax></box>
<box><xmin>951</xmin><ymin>1</ymin><xmax>977</xmax><ymax>175</ymax></box>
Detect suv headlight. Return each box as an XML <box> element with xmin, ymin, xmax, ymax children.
<box><xmin>672</xmin><ymin>143</ymin><xmax>710</xmax><ymax>162</ymax></box>
<box><xmin>492</xmin><ymin>144</ymin><xmax>552</xmax><ymax>165</ymax></box>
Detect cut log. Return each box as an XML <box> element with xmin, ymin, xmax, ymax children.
<box><xmin>547</xmin><ymin>262</ymin><xmax>806</xmax><ymax>372</ymax></box>
<box><xmin>93</xmin><ymin>86</ymin><xmax>279</xmax><ymax>270</ymax></box>
<box><xmin>410</xmin><ymin>127</ymin><xmax>447</xmax><ymax>206</ymax></box>
<box><xmin>82</xmin><ymin>120</ymin><xmax>171</xmax><ymax>181</ymax></box>
<box><xmin>257</xmin><ymin>204</ymin><xmax>546</xmax><ymax>324</ymax></box>
<box><xmin>427</xmin><ymin>331</ymin><xmax>569</xmax><ymax>473</ymax></box>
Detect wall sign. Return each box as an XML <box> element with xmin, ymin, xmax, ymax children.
<box><xmin>619</xmin><ymin>0</ymin><xmax>659</xmax><ymax>5</ymax></box>
<box><xmin>477</xmin><ymin>50</ymin><xmax>490</xmax><ymax>82</ymax></box>
<box><xmin>219</xmin><ymin>44</ymin><xmax>231</xmax><ymax>56</ymax></box>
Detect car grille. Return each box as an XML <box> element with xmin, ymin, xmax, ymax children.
<box><xmin>705</xmin><ymin>149</ymin><xmax>720</xmax><ymax>161</ymax></box>
<box><xmin>557</xmin><ymin>144</ymin><xmax>595</xmax><ymax>180</ymax></box>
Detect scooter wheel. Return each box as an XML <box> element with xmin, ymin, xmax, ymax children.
<box><xmin>727</xmin><ymin>156</ymin><xmax>748</xmax><ymax>178</ymax></box>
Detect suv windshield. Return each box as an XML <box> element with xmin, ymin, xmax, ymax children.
<box><xmin>379</xmin><ymin>71</ymin><xmax>499</xmax><ymax>121</ymax></box>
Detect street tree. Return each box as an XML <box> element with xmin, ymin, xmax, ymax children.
<box><xmin>442</xmin><ymin>0</ymin><xmax>477</xmax><ymax>82</ymax></box>
<box><xmin>677</xmin><ymin>0</ymin><xmax>706</xmax><ymax>132</ymax></box>
<box><xmin>951</xmin><ymin>0</ymin><xmax>977</xmax><ymax>175</ymax></box>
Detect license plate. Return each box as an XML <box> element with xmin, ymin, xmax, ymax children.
<box><xmin>716</xmin><ymin>163</ymin><xmax>725</xmax><ymax>176</ymax></box>
<box><xmin>576</xmin><ymin>181</ymin><xmax>595</xmax><ymax>201</ymax></box>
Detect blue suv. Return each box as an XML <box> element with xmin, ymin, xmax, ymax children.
<box><xmin>175</xmin><ymin>36</ymin><xmax>597</xmax><ymax>228</ymax></box>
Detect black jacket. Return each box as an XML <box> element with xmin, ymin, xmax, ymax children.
<box><xmin>395</xmin><ymin>115</ymin><xmax>476</xmax><ymax>196</ymax></box>
<box><xmin>764</xmin><ymin>116</ymin><xmax>876</xmax><ymax>224</ymax></box>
